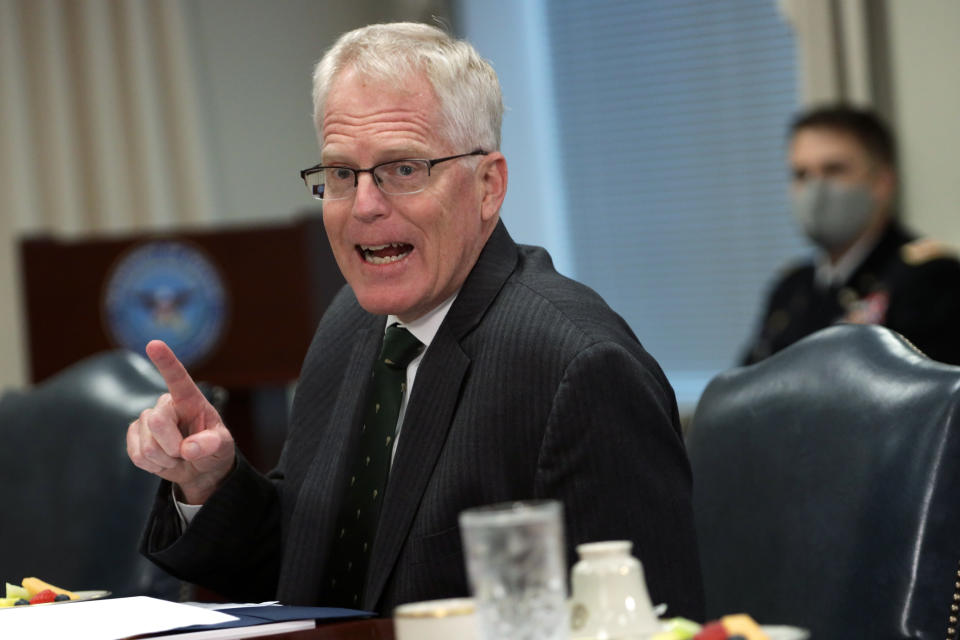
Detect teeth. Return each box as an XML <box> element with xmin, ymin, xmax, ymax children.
<box><xmin>360</xmin><ymin>242</ymin><xmax>411</xmax><ymax>265</ymax></box>
<box><xmin>366</xmin><ymin>252</ymin><xmax>408</xmax><ymax>264</ymax></box>
<box><xmin>360</xmin><ymin>243</ymin><xmax>402</xmax><ymax>251</ymax></box>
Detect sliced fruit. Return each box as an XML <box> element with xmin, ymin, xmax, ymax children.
<box><xmin>695</xmin><ymin>621</ymin><xmax>729</xmax><ymax>640</ymax></box>
<box><xmin>721</xmin><ymin>614</ymin><xmax>769</xmax><ymax>640</ymax></box>
<box><xmin>21</xmin><ymin>577</ymin><xmax>76</xmax><ymax>599</ymax></box>
<box><xmin>4</xmin><ymin>582</ymin><xmax>29</xmax><ymax>599</ymax></box>
<box><xmin>665</xmin><ymin>617</ymin><xmax>703</xmax><ymax>638</ymax></box>
<box><xmin>29</xmin><ymin>589</ymin><xmax>57</xmax><ymax>605</ymax></box>
<box><xmin>0</xmin><ymin>597</ymin><xmax>22</xmax><ymax>608</ymax></box>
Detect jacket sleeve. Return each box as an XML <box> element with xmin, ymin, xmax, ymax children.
<box><xmin>533</xmin><ymin>340</ymin><xmax>705</xmax><ymax>621</ymax></box>
<box><xmin>140</xmin><ymin>451</ymin><xmax>282</xmax><ymax>602</ymax></box>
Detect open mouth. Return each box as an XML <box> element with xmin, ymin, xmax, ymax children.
<box><xmin>358</xmin><ymin>242</ymin><xmax>414</xmax><ymax>265</ymax></box>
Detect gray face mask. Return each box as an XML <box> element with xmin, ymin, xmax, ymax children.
<box><xmin>791</xmin><ymin>179</ymin><xmax>875</xmax><ymax>251</ymax></box>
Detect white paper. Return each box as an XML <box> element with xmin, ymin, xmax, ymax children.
<box><xmin>146</xmin><ymin>618</ymin><xmax>316</xmax><ymax>639</ymax></box>
<box><xmin>183</xmin><ymin>600</ymin><xmax>281</xmax><ymax>610</ymax></box>
<box><xmin>0</xmin><ymin>595</ymin><xmax>238</xmax><ymax>640</ymax></box>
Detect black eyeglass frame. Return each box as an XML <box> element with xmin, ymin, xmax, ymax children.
<box><xmin>299</xmin><ymin>149</ymin><xmax>489</xmax><ymax>199</ymax></box>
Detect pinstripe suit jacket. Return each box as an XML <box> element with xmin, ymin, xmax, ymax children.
<box><xmin>142</xmin><ymin>221</ymin><xmax>704</xmax><ymax>620</ymax></box>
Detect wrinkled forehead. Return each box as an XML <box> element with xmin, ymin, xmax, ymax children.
<box><xmin>319</xmin><ymin>68</ymin><xmax>447</xmax><ymax>156</ymax></box>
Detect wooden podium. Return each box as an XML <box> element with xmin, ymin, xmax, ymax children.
<box><xmin>19</xmin><ymin>212</ymin><xmax>345</xmax><ymax>470</ymax></box>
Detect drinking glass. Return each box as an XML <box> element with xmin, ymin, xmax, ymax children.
<box><xmin>459</xmin><ymin>500</ymin><xmax>568</xmax><ymax>640</ymax></box>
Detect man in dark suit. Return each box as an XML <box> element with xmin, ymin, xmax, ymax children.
<box><xmin>127</xmin><ymin>22</ymin><xmax>704</xmax><ymax>620</ymax></box>
<box><xmin>743</xmin><ymin>105</ymin><xmax>960</xmax><ymax>365</ymax></box>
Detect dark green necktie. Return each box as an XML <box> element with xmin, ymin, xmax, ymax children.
<box><xmin>328</xmin><ymin>324</ymin><xmax>424</xmax><ymax>607</ymax></box>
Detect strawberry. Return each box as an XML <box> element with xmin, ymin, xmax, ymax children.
<box><xmin>695</xmin><ymin>621</ymin><xmax>729</xmax><ymax>640</ymax></box>
<box><xmin>29</xmin><ymin>589</ymin><xmax>57</xmax><ymax>605</ymax></box>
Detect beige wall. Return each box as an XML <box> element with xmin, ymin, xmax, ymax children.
<box><xmin>887</xmin><ymin>0</ymin><xmax>960</xmax><ymax>245</ymax></box>
<box><xmin>180</xmin><ymin>0</ymin><xmax>434</xmax><ymax>225</ymax></box>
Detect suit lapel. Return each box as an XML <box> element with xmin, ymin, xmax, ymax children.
<box><xmin>281</xmin><ymin>316</ymin><xmax>384</xmax><ymax>605</ymax></box>
<box><xmin>363</xmin><ymin>221</ymin><xmax>519</xmax><ymax>608</ymax></box>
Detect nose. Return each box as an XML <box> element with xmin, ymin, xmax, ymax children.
<box><xmin>351</xmin><ymin>171</ymin><xmax>389</xmax><ymax>222</ymax></box>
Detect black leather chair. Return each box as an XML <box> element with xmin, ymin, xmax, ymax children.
<box><xmin>687</xmin><ymin>324</ymin><xmax>960</xmax><ymax>638</ymax></box>
<box><xmin>0</xmin><ymin>350</ymin><xmax>181</xmax><ymax>599</ymax></box>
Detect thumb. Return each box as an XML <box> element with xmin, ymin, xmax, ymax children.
<box><xmin>181</xmin><ymin>430</ymin><xmax>224</xmax><ymax>460</ymax></box>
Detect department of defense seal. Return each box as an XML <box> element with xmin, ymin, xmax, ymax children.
<box><xmin>103</xmin><ymin>241</ymin><xmax>229</xmax><ymax>367</ymax></box>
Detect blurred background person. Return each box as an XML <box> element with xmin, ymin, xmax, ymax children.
<box><xmin>742</xmin><ymin>105</ymin><xmax>960</xmax><ymax>365</ymax></box>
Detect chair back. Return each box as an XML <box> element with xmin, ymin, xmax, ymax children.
<box><xmin>0</xmin><ymin>350</ymin><xmax>180</xmax><ymax>599</ymax></box>
<box><xmin>687</xmin><ymin>324</ymin><xmax>960</xmax><ymax>637</ymax></box>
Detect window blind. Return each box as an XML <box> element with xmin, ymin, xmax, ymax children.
<box><xmin>545</xmin><ymin>0</ymin><xmax>805</xmax><ymax>408</ymax></box>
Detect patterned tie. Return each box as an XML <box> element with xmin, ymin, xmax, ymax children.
<box><xmin>327</xmin><ymin>324</ymin><xmax>424</xmax><ymax>607</ymax></box>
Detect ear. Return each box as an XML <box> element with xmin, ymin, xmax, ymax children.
<box><xmin>873</xmin><ymin>164</ymin><xmax>897</xmax><ymax>209</ymax></box>
<box><xmin>478</xmin><ymin>152</ymin><xmax>508</xmax><ymax>223</ymax></box>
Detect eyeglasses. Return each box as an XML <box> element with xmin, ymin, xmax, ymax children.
<box><xmin>299</xmin><ymin>150</ymin><xmax>488</xmax><ymax>200</ymax></box>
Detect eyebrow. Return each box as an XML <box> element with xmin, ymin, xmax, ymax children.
<box><xmin>319</xmin><ymin>150</ymin><xmax>350</xmax><ymax>165</ymax></box>
<box><xmin>821</xmin><ymin>160</ymin><xmax>851</xmax><ymax>171</ymax></box>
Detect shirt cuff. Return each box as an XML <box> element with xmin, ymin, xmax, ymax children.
<box><xmin>171</xmin><ymin>485</ymin><xmax>204</xmax><ymax>530</ymax></box>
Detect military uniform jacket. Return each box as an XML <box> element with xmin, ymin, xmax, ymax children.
<box><xmin>141</xmin><ymin>221</ymin><xmax>705</xmax><ymax>620</ymax></box>
<box><xmin>743</xmin><ymin>222</ymin><xmax>960</xmax><ymax>365</ymax></box>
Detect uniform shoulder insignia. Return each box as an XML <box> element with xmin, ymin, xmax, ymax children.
<box><xmin>901</xmin><ymin>238</ymin><xmax>958</xmax><ymax>265</ymax></box>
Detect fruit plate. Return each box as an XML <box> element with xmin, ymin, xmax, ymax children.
<box><xmin>629</xmin><ymin>624</ymin><xmax>809</xmax><ymax>640</ymax></box>
<box><xmin>3</xmin><ymin>590</ymin><xmax>113</xmax><ymax>607</ymax></box>
<box><xmin>59</xmin><ymin>590</ymin><xmax>112</xmax><ymax>603</ymax></box>
<box><xmin>762</xmin><ymin>625</ymin><xmax>810</xmax><ymax>640</ymax></box>
<box><xmin>0</xmin><ymin>589</ymin><xmax>110</xmax><ymax>611</ymax></box>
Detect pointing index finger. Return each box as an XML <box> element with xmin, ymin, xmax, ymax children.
<box><xmin>145</xmin><ymin>340</ymin><xmax>205</xmax><ymax>409</ymax></box>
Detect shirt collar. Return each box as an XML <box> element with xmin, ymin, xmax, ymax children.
<box><xmin>386</xmin><ymin>292</ymin><xmax>459</xmax><ymax>348</ymax></box>
<box><xmin>814</xmin><ymin>225</ymin><xmax>883</xmax><ymax>289</ymax></box>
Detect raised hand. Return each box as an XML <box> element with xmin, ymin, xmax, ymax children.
<box><xmin>127</xmin><ymin>340</ymin><xmax>235</xmax><ymax>504</ymax></box>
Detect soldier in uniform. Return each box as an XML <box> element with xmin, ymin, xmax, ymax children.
<box><xmin>743</xmin><ymin>105</ymin><xmax>960</xmax><ymax>365</ymax></box>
